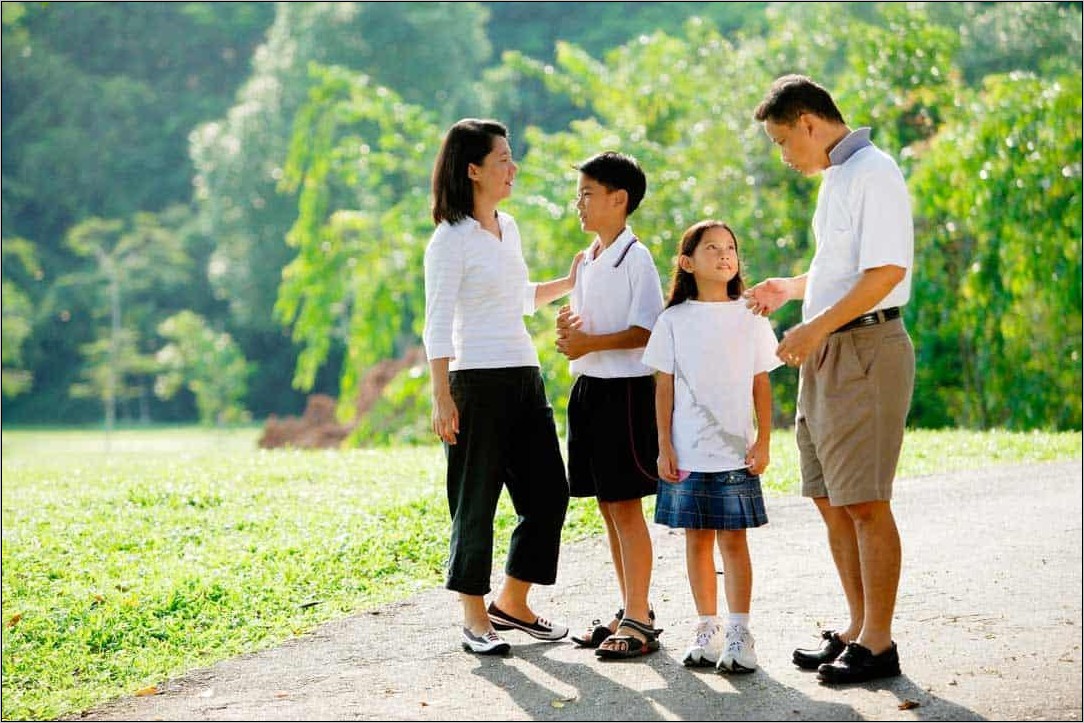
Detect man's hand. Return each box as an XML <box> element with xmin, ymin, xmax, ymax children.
<box><xmin>776</xmin><ymin>319</ymin><xmax>828</xmax><ymax>368</ymax></box>
<box><xmin>744</xmin><ymin>277</ymin><xmax>792</xmax><ymax>316</ymax></box>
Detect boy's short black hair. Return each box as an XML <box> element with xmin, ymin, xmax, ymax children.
<box><xmin>574</xmin><ymin>151</ymin><xmax>647</xmax><ymax>216</ymax></box>
<box><xmin>753</xmin><ymin>74</ymin><xmax>846</xmax><ymax>125</ymax></box>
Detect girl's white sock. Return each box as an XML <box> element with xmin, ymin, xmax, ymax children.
<box><xmin>727</xmin><ymin>612</ymin><xmax>750</xmax><ymax>628</ymax></box>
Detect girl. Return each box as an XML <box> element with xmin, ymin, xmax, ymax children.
<box><xmin>641</xmin><ymin>220</ymin><xmax>782</xmax><ymax>673</ymax></box>
<box><xmin>423</xmin><ymin>119</ymin><xmax>581</xmax><ymax>655</ymax></box>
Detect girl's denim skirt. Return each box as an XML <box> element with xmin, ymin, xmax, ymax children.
<box><xmin>654</xmin><ymin>468</ymin><xmax>768</xmax><ymax>530</ymax></box>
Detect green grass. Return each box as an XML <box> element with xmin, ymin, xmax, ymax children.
<box><xmin>2</xmin><ymin>427</ymin><xmax>1080</xmax><ymax>720</ymax></box>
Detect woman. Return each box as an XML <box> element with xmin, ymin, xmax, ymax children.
<box><xmin>423</xmin><ymin>118</ymin><xmax>580</xmax><ymax>654</ymax></box>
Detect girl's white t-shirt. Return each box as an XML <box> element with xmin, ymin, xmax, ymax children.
<box><xmin>642</xmin><ymin>300</ymin><xmax>782</xmax><ymax>472</ymax></box>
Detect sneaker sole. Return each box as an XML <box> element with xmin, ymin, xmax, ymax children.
<box><xmin>717</xmin><ymin>661</ymin><xmax>757</xmax><ymax>675</ymax></box>
<box><xmin>462</xmin><ymin>641</ymin><xmax>511</xmax><ymax>656</ymax></box>
<box><xmin>682</xmin><ymin>655</ymin><xmax>719</xmax><ymax>668</ymax></box>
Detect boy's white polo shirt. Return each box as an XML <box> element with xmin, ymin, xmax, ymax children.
<box><xmin>569</xmin><ymin>227</ymin><xmax>664</xmax><ymax>378</ymax></box>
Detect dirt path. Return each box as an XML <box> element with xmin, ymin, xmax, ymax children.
<box><xmin>74</xmin><ymin>462</ymin><xmax>1082</xmax><ymax>721</ymax></box>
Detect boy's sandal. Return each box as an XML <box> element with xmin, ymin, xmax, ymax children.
<box><xmin>594</xmin><ymin>617</ymin><xmax>660</xmax><ymax>660</ymax></box>
<box><xmin>572</xmin><ymin>607</ymin><xmax>663</xmax><ymax>648</ymax></box>
<box><xmin>572</xmin><ymin>608</ymin><xmax>623</xmax><ymax>648</ymax></box>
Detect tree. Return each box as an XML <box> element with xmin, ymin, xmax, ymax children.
<box><xmin>63</xmin><ymin>214</ymin><xmax>190</xmax><ymax>428</ymax></box>
<box><xmin>910</xmin><ymin>71</ymin><xmax>1083</xmax><ymax>429</ymax></box>
<box><xmin>155</xmin><ymin>310</ymin><xmax>250</xmax><ymax>425</ymax></box>
<box><xmin>190</xmin><ymin>2</ymin><xmax>491</xmax><ymax>417</ymax></box>
<box><xmin>277</xmin><ymin>65</ymin><xmax>442</xmax><ymax>419</ymax></box>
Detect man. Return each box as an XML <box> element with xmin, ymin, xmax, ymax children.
<box><xmin>745</xmin><ymin>74</ymin><xmax>915</xmax><ymax>684</ymax></box>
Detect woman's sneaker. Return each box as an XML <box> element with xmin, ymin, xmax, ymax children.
<box><xmin>682</xmin><ymin>620</ymin><xmax>723</xmax><ymax>667</ymax></box>
<box><xmin>461</xmin><ymin>627</ymin><xmax>511</xmax><ymax>655</ymax></box>
<box><xmin>487</xmin><ymin>603</ymin><xmax>569</xmax><ymax>641</ymax></box>
<box><xmin>716</xmin><ymin>624</ymin><xmax>758</xmax><ymax>674</ymax></box>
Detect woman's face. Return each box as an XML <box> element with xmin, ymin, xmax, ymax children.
<box><xmin>468</xmin><ymin>136</ymin><xmax>517</xmax><ymax>205</ymax></box>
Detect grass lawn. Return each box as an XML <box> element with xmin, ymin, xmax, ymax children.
<box><xmin>2</xmin><ymin>426</ymin><xmax>1080</xmax><ymax>720</ymax></box>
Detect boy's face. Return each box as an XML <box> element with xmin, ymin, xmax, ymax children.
<box><xmin>575</xmin><ymin>174</ymin><xmax>624</xmax><ymax>233</ymax></box>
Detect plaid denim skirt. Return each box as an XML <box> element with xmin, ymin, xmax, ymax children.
<box><xmin>654</xmin><ymin>468</ymin><xmax>768</xmax><ymax>530</ymax></box>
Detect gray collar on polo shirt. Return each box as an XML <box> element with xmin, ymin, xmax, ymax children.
<box><xmin>828</xmin><ymin>127</ymin><xmax>873</xmax><ymax>166</ymax></box>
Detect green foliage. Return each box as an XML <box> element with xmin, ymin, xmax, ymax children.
<box><xmin>277</xmin><ymin>64</ymin><xmax>441</xmax><ymax>416</ymax></box>
<box><xmin>910</xmin><ymin>71</ymin><xmax>1083</xmax><ymax>429</ymax></box>
<box><xmin>1</xmin><ymin>238</ymin><xmax>40</xmax><ymax>396</ymax></box>
<box><xmin>4</xmin><ymin>1</ymin><xmax>1082</xmax><ymax>431</ymax></box>
<box><xmin>155</xmin><ymin>311</ymin><xmax>251</xmax><ymax>426</ymax></box>
<box><xmin>349</xmin><ymin>363</ymin><xmax>432</xmax><ymax>446</ymax></box>
<box><xmin>1</xmin><ymin>426</ymin><xmax>1080</xmax><ymax>719</ymax></box>
<box><xmin>928</xmin><ymin>2</ymin><xmax>1083</xmax><ymax>84</ymax></box>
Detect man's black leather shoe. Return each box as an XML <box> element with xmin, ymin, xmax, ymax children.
<box><xmin>792</xmin><ymin>630</ymin><xmax>846</xmax><ymax>670</ymax></box>
<box><xmin>817</xmin><ymin>642</ymin><xmax>901</xmax><ymax>684</ymax></box>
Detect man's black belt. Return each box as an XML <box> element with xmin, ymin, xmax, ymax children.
<box><xmin>833</xmin><ymin>306</ymin><xmax>901</xmax><ymax>334</ymax></box>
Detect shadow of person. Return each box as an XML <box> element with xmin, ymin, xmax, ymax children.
<box><xmin>818</xmin><ymin>673</ymin><xmax>986</xmax><ymax>721</ymax></box>
<box><xmin>640</xmin><ymin>655</ymin><xmax>864</xmax><ymax>722</ymax></box>
<box><xmin>468</xmin><ymin>641</ymin><xmax>665</xmax><ymax>721</ymax></box>
<box><xmin>472</xmin><ymin>639</ymin><xmax>867</xmax><ymax>721</ymax></box>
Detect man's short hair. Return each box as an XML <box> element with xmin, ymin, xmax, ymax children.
<box><xmin>574</xmin><ymin>151</ymin><xmax>647</xmax><ymax>216</ymax></box>
<box><xmin>753</xmin><ymin>74</ymin><xmax>846</xmax><ymax>125</ymax></box>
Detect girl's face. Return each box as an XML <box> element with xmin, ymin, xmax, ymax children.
<box><xmin>468</xmin><ymin>136</ymin><xmax>517</xmax><ymax>204</ymax></box>
<box><xmin>682</xmin><ymin>226</ymin><xmax>739</xmax><ymax>285</ymax></box>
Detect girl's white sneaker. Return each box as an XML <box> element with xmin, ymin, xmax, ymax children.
<box><xmin>682</xmin><ymin>621</ymin><xmax>723</xmax><ymax>667</ymax></box>
<box><xmin>717</xmin><ymin>624</ymin><xmax>758</xmax><ymax>673</ymax></box>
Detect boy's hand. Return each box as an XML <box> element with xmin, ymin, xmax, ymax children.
<box><xmin>658</xmin><ymin>442</ymin><xmax>680</xmax><ymax>483</ymax></box>
<box><xmin>745</xmin><ymin>438</ymin><xmax>770</xmax><ymax>475</ymax></box>
<box><xmin>555</xmin><ymin>306</ymin><xmax>590</xmax><ymax>359</ymax></box>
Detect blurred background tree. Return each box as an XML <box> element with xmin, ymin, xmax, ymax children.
<box><xmin>154</xmin><ymin>310</ymin><xmax>251</xmax><ymax>426</ymax></box>
<box><xmin>2</xmin><ymin>1</ymin><xmax>1080</xmax><ymax>435</ymax></box>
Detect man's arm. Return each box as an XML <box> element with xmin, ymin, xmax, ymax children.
<box><xmin>776</xmin><ymin>264</ymin><xmax>905</xmax><ymax>366</ymax></box>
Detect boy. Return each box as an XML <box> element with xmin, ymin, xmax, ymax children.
<box><xmin>556</xmin><ymin>151</ymin><xmax>665</xmax><ymax>659</ymax></box>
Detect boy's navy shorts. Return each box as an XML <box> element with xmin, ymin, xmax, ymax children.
<box><xmin>567</xmin><ymin>374</ymin><xmax>659</xmax><ymax>502</ymax></box>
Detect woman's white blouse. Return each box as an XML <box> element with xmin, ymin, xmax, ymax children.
<box><xmin>423</xmin><ymin>212</ymin><xmax>540</xmax><ymax>370</ymax></box>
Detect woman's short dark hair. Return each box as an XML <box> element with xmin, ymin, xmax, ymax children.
<box><xmin>753</xmin><ymin>74</ymin><xmax>845</xmax><ymax>125</ymax></box>
<box><xmin>431</xmin><ymin>118</ymin><xmax>508</xmax><ymax>225</ymax></box>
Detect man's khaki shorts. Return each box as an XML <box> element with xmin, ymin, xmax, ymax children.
<box><xmin>796</xmin><ymin>318</ymin><xmax>915</xmax><ymax>506</ymax></box>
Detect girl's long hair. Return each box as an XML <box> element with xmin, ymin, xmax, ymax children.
<box><xmin>665</xmin><ymin>220</ymin><xmax>744</xmax><ymax>308</ymax></box>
